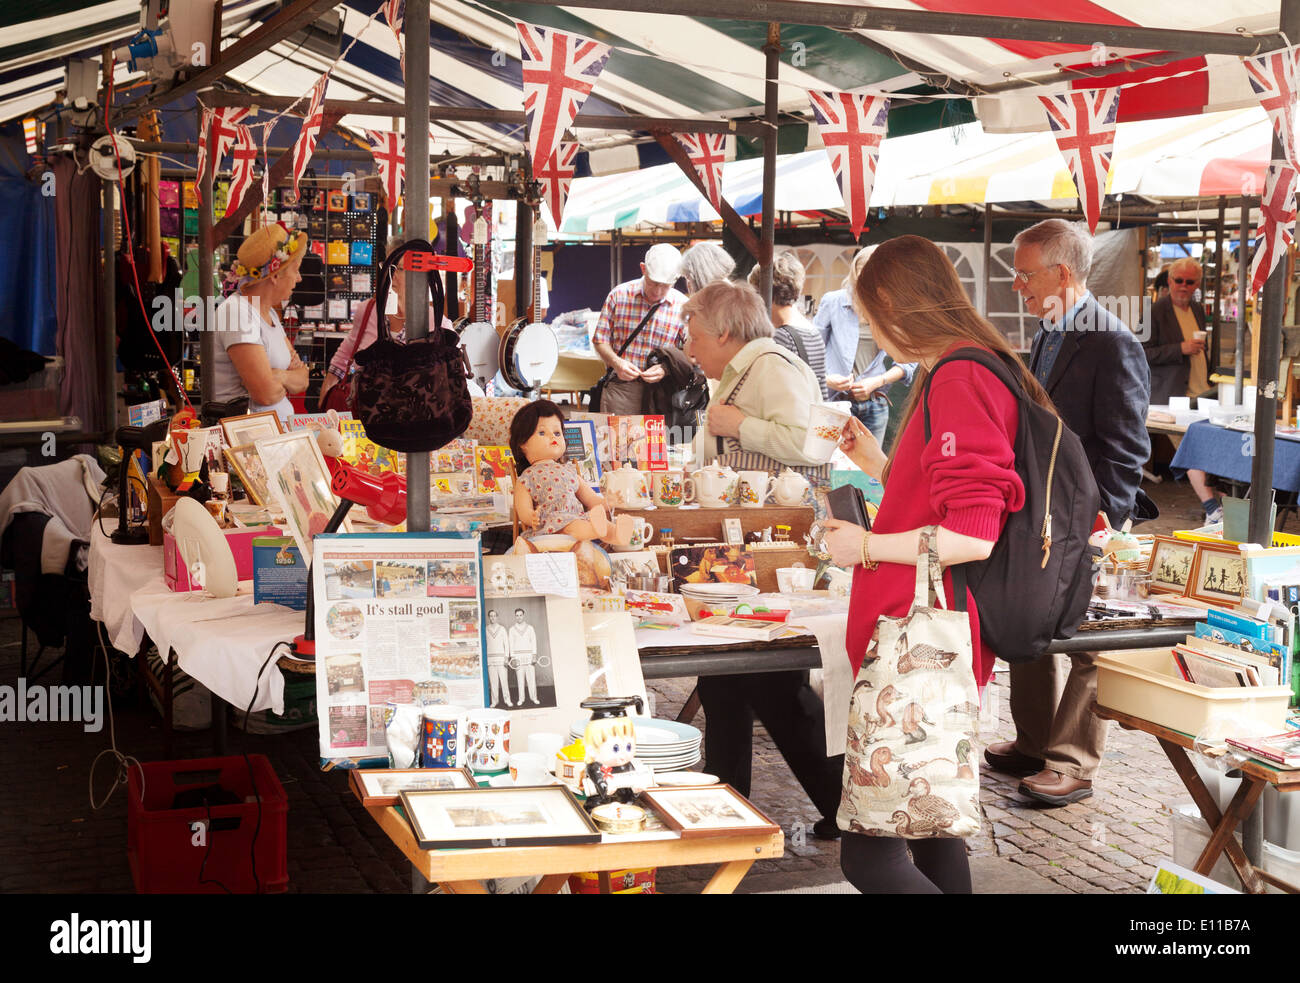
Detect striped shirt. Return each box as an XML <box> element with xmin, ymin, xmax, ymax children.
<box><xmin>593</xmin><ymin>278</ymin><xmax>688</xmax><ymax>369</ymax></box>
<box><xmin>773</xmin><ymin>320</ymin><xmax>829</xmax><ymax>399</ymax></box>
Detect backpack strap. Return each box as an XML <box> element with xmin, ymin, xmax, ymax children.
<box><xmin>777</xmin><ymin>323</ymin><xmax>812</xmax><ymax>366</ymax></box>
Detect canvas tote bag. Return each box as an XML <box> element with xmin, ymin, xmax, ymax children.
<box><xmin>837</xmin><ymin>527</ymin><xmax>981</xmax><ymax>839</ymax></box>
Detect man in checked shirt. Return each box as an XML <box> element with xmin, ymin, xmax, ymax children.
<box><xmin>592</xmin><ymin>243</ymin><xmax>689</xmax><ymax>415</ymax></box>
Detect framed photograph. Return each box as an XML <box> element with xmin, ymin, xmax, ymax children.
<box><xmin>1146</xmin><ymin>535</ymin><xmax>1197</xmax><ymax>595</ymax></box>
<box><xmin>224</xmin><ymin>442</ymin><xmax>271</xmax><ymax>506</ymax></box>
<box><xmin>1186</xmin><ymin>541</ymin><xmax>1247</xmax><ymax>606</ymax></box>
<box><xmin>220</xmin><ymin>410</ymin><xmax>283</xmax><ymax>448</ymax></box>
<box><xmin>350</xmin><ymin>767</ymin><xmax>476</xmax><ymax>808</ymax></box>
<box><xmin>639</xmin><ymin>784</ymin><xmax>779</xmax><ymax>839</ymax></box>
<box><xmin>256</xmin><ymin>431</ymin><xmax>352</xmax><ymax>555</ymax></box>
<box><xmin>723</xmin><ymin>517</ymin><xmax>744</xmax><ymax>546</ymax></box>
<box><xmin>399</xmin><ymin>785</ymin><xmax>600</xmax><ymax>849</ymax></box>
<box><xmin>581</xmin><ymin>611</ymin><xmax>647</xmax><ymax>707</ymax></box>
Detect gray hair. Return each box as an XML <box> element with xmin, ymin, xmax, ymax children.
<box><xmin>683</xmin><ymin>279</ymin><xmax>773</xmax><ymax>344</ymax></box>
<box><xmin>747</xmin><ymin>251</ymin><xmax>805</xmax><ymax>306</ymax></box>
<box><xmin>680</xmin><ymin>242</ymin><xmax>736</xmax><ymax>294</ymax></box>
<box><xmin>1169</xmin><ymin>257</ymin><xmax>1202</xmax><ymax>278</ymax></box>
<box><xmin>1012</xmin><ymin>219</ymin><xmax>1093</xmax><ymax>284</ymax></box>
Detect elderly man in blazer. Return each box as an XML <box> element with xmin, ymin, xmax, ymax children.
<box><xmin>1143</xmin><ymin>258</ymin><xmax>1209</xmax><ymax>404</ymax></box>
<box><xmin>983</xmin><ymin>219</ymin><xmax>1153</xmax><ymax>806</ymax></box>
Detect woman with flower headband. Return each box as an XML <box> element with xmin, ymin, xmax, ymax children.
<box><xmin>211</xmin><ymin>223</ymin><xmax>310</xmax><ymax>426</ymax></box>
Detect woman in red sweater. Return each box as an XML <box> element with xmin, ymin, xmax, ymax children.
<box><xmin>821</xmin><ymin>235</ymin><xmax>1055</xmax><ymax>894</ymax></box>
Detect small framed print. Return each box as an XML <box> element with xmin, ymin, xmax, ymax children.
<box><xmin>639</xmin><ymin>784</ymin><xmax>779</xmax><ymax>839</ymax></box>
<box><xmin>1146</xmin><ymin>535</ymin><xmax>1197</xmax><ymax>595</ymax></box>
<box><xmin>220</xmin><ymin>410</ymin><xmax>282</xmax><ymax>448</ymax></box>
<box><xmin>399</xmin><ymin>785</ymin><xmax>600</xmax><ymax>849</ymax></box>
<box><xmin>349</xmin><ymin>767</ymin><xmax>476</xmax><ymax>808</ymax></box>
<box><xmin>224</xmin><ymin>443</ymin><xmax>271</xmax><ymax>506</ymax></box>
<box><xmin>723</xmin><ymin>517</ymin><xmax>744</xmax><ymax>546</ymax></box>
<box><xmin>1185</xmin><ymin>541</ymin><xmax>1247</xmax><ymax>606</ymax></box>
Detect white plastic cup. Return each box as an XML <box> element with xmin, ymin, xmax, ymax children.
<box><xmin>803</xmin><ymin>402</ymin><xmax>851</xmax><ymax>463</ymax></box>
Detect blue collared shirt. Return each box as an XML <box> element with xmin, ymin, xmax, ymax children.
<box><xmin>1032</xmin><ymin>291</ymin><xmax>1092</xmax><ymax>386</ymax></box>
<box><xmin>813</xmin><ymin>289</ymin><xmax>917</xmax><ymax>395</ymax></box>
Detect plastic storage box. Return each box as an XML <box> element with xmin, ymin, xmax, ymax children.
<box><xmin>1095</xmin><ymin>648</ymin><xmax>1293</xmax><ymax>736</ymax></box>
<box><xmin>1171</xmin><ymin>802</ymin><xmax>1242</xmax><ymax>889</ymax></box>
<box><xmin>127</xmin><ymin>755</ymin><xmax>288</xmax><ymax>893</ymax></box>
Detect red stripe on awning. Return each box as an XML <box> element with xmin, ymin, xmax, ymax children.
<box><xmin>907</xmin><ymin>0</ymin><xmax>1135</xmax><ymax>60</ymax></box>
<box><xmin>1199</xmin><ymin>144</ymin><xmax>1269</xmax><ymax>197</ymax></box>
<box><xmin>1064</xmin><ymin>55</ymin><xmax>1210</xmax><ymax>122</ymax></box>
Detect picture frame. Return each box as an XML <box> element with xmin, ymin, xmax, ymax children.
<box><xmin>581</xmin><ymin>611</ymin><xmax>647</xmax><ymax>707</ymax></box>
<box><xmin>256</xmin><ymin>431</ymin><xmax>352</xmax><ymax>555</ymax></box>
<box><xmin>1185</xmin><ymin>541</ymin><xmax>1247</xmax><ymax>606</ymax></box>
<box><xmin>224</xmin><ymin>442</ymin><xmax>272</xmax><ymax>506</ymax></box>
<box><xmin>220</xmin><ymin>410</ymin><xmax>283</xmax><ymax>448</ymax></box>
<box><xmin>1146</xmin><ymin>535</ymin><xmax>1197</xmax><ymax>595</ymax></box>
<box><xmin>723</xmin><ymin>517</ymin><xmax>744</xmax><ymax>546</ymax></box>
<box><xmin>638</xmin><ymin>784</ymin><xmax>779</xmax><ymax>839</ymax></box>
<box><xmin>399</xmin><ymin>785</ymin><xmax>600</xmax><ymax>849</ymax></box>
<box><xmin>349</xmin><ymin>767</ymin><xmax>477</xmax><ymax>807</ymax></box>
<box><xmin>669</xmin><ymin>543</ymin><xmax>756</xmax><ymax>592</ymax></box>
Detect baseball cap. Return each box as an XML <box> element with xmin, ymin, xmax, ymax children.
<box><xmin>642</xmin><ymin>243</ymin><xmax>683</xmax><ymax>284</ymax></box>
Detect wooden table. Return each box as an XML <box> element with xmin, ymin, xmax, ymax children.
<box><xmin>366</xmin><ymin>802</ymin><xmax>784</xmax><ymax>894</ymax></box>
<box><xmin>1092</xmin><ymin>701</ymin><xmax>1300</xmax><ymax>894</ymax></box>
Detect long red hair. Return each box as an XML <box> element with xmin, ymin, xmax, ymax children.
<box><xmin>855</xmin><ymin>236</ymin><xmax>1055</xmax><ymax>474</ymax></box>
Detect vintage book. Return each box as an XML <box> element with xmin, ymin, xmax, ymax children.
<box><xmin>1225</xmin><ymin>731</ymin><xmax>1300</xmax><ymax>766</ymax></box>
<box><xmin>563</xmin><ymin>419</ymin><xmax>602</xmax><ymax>488</ymax></box>
<box><xmin>1206</xmin><ymin>607</ymin><xmax>1272</xmax><ymax>642</ymax></box>
<box><xmin>475</xmin><ymin>445</ymin><xmax>515</xmax><ymax>494</ymax></box>
<box><xmin>607</xmin><ymin>414</ymin><xmax>667</xmax><ymax>470</ymax></box>
<box><xmin>1183</xmin><ymin>634</ymin><xmax>1283</xmax><ymax>685</ymax></box>
<box><xmin>1194</xmin><ymin>621</ymin><xmax>1288</xmax><ymax>660</ymax></box>
<box><xmin>690</xmin><ymin>615</ymin><xmax>788</xmax><ymax>641</ymax></box>
<box><xmin>1172</xmin><ymin>646</ymin><xmax>1254</xmax><ymax>688</ymax></box>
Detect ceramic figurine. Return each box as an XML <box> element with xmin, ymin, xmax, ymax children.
<box><xmin>580</xmin><ymin>696</ymin><xmax>655</xmax><ymax>810</ymax></box>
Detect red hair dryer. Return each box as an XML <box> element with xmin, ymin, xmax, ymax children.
<box><xmin>330</xmin><ymin>463</ymin><xmax>407</xmax><ymax>525</ymax></box>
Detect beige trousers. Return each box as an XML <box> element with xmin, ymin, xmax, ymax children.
<box><xmin>1009</xmin><ymin>651</ymin><xmax>1110</xmax><ymax>781</ymax></box>
<box><xmin>600</xmin><ymin>378</ymin><xmax>644</xmax><ymax>416</ymax></box>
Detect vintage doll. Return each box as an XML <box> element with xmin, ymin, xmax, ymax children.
<box><xmin>509</xmin><ymin>399</ymin><xmax>614</xmax><ymax>543</ymax></box>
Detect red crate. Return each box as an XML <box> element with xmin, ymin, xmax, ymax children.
<box><xmin>127</xmin><ymin>755</ymin><xmax>288</xmax><ymax>894</ymax></box>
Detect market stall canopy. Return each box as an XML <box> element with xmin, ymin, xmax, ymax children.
<box><xmin>1</xmin><ymin>1</ymin><xmax>1288</xmax><ymax>161</ymax></box>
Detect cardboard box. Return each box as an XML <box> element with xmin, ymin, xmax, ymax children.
<box><xmin>163</xmin><ymin>524</ymin><xmax>281</xmax><ymax>592</ymax></box>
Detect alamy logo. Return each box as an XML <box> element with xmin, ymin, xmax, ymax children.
<box><xmin>0</xmin><ymin>679</ymin><xmax>103</xmax><ymax>733</ymax></box>
<box><xmin>49</xmin><ymin>914</ymin><xmax>151</xmax><ymax>963</ymax></box>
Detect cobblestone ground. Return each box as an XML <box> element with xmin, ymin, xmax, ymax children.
<box><xmin>0</xmin><ymin>476</ymin><xmax>1208</xmax><ymax>894</ymax></box>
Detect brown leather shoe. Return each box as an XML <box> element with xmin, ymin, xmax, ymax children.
<box><xmin>983</xmin><ymin>740</ymin><xmax>1045</xmax><ymax>777</ymax></box>
<box><xmin>1019</xmin><ymin>769</ymin><xmax>1093</xmax><ymax>806</ymax></box>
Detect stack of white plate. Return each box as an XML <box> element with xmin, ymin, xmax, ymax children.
<box><xmin>569</xmin><ymin>716</ymin><xmax>702</xmax><ymax>772</ymax></box>
<box><xmin>678</xmin><ymin>582</ymin><xmax>760</xmax><ymax>620</ymax></box>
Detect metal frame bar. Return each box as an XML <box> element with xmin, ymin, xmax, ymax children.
<box><xmin>404</xmin><ymin>0</ymin><xmax>431</xmax><ymax>533</ymax></box>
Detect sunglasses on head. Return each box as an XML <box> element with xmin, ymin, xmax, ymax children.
<box><xmin>1172</xmin><ymin>277</ymin><xmax>1199</xmax><ymax>286</ymax></box>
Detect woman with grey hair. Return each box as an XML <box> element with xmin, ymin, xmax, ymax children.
<box><xmin>684</xmin><ymin>288</ymin><xmax>843</xmax><ymax>840</ymax></box>
<box><xmin>319</xmin><ymin>232</ymin><xmax>454</xmax><ymax>403</ymax></box>
<box><xmin>680</xmin><ymin>241</ymin><xmax>736</xmax><ymax>294</ymax></box>
<box><xmin>748</xmin><ymin>252</ymin><xmax>828</xmax><ymax>398</ymax></box>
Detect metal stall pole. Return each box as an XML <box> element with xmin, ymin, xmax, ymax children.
<box><xmin>1212</xmin><ymin>196</ymin><xmax>1225</xmax><ymax>371</ymax></box>
<box><xmin>515</xmin><ymin>196</ymin><xmax>533</xmax><ymax>319</ymax></box>
<box><xmin>102</xmin><ymin>175</ymin><xmax>118</xmax><ymax>436</ymax></box>
<box><xmin>443</xmin><ymin>200</ymin><xmax>459</xmax><ymax>320</ymax></box>
<box><xmin>405</xmin><ymin>0</ymin><xmax>431</xmax><ymax>532</ymax></box>
<box><xmin>981</xmin><ymin>206</ymin><xmax>993</xmax><ymax>317</ymax></box>
<box><xmin>1237</xmin><ymin>199</ymin><xmax>1249</xmax><ymax>406</ymax></box>
<box><xmin>1247</xmin><ymin>0</ymin><xmax>1300</xmax><ymax>545</ymax></box>
<box><xmin>759</xmin><ymin>23</ymin><xmax>780</xmax><ymax>305</ymax></box>
<box><xmin>198</xmin><ymin>107</ymin><xmax>216</xmax><ymax>406</ymax></box>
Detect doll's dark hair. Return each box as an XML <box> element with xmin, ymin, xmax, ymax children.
<box><xmin>508</xmin><ymin>399</ymin><xmax>568</xmax><ymax>470</ymax></box>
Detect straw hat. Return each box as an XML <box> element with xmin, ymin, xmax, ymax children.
<box><xmin>235</xmin><ymin>222</ymin><xmax>308</xmax><ymax>289</ymax></box>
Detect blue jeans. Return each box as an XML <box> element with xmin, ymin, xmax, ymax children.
<box><xmin>850</xmin><ymin>398</ymin><xmax>889</xmax><ymax>445</ymax></box>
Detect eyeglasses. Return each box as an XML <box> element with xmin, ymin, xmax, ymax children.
<box><xmin>1012</xmin><ymin>264</ymin><xmax>1061</xmax><ymax>285</ymax></box>
<box><xmin>1171</xmin><ymin>277</ymin><xmax>1200</xmax><ymax>286</ymax></box>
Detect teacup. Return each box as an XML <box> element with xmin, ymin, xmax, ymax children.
<box><xmin>803</xmin><ymin>402</ymin><xmax>851</xmax><ymax>463</ymax></box>
<box><xmin>509</xmin><ymin>751</ymin><xmax>550</xmax><ymax>785</ymax></box>
<box><xmin>737</xmin><ymin>470</ymin><xmax>774</xmax><ymax>508</ymax></box>
<box><xmin>653</xmin><ymin>469</ymin><xmax>693</xmax><ymax>507</ymax></box>
<box><xmin>776</xmin><ymin>565</ymin><xmax>816</xmax><ymax>593</ymax></box>
<box><xmin>612</xmin><ymin>515</ymin><xmax>653</xmax><ymax>550</ymax></box>
<box><xmin>466</xmin><ymin>708</ymin><xmax>510</xmax><ymax>772</ymax></box>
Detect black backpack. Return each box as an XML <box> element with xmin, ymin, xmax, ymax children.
<box><xmin>922</xmin><ymin>347</ymin><xmax>1101</xmax><ymax>663</ymax></box>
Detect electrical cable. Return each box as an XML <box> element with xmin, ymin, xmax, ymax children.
<box><xmin>89</xmin><ymin>622</ymin><xmax>145</xmax><ymax>811</ymax></box>
<box><xmin>237</xmin><ymin>639</ymin><xmax>293</xmax><ymax>894</ymax></box>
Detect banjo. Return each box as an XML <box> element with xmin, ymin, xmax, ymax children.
<box><xmin>457</xmin><ymin>199</ymin><xmax>500</xmax><ymax>390</ymax></box>
<box><xmin>499</xmin><ymin>207</ymin><xmax>559</xmax><ymax>394</ymax></box>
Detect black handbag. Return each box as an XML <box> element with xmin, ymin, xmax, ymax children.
<box><xmin>352</xmin><ymin>240</ymin><xmax>473</xmax><ymax>453</ymax></box>
<box><xmin>587</xmin><ymin>302</ymin><xmax>660</xmax><ymax>412</ymax></box>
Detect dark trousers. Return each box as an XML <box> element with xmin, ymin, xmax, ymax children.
<box><xmin>696</xmin><ymin>670</ymin><xmax>843</xmax><ymax>821</ymax></box>
<box><xmin>840</xmin><ymin>832</ymin><xmax>972</xmax><ymax>894</ymax></box>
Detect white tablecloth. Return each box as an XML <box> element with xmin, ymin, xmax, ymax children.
<box><xmin>88</xmin><ymin>525</ymin><xmax>298</xmax><ymax>715</ymax></box>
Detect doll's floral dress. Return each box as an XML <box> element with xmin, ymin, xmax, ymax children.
<box><xmin>519</xmin><ymin>460</ymin><xmax>586</xmax><ymax>535</ymax></box>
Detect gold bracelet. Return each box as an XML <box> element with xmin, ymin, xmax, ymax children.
<box><xmin>860</xmin><ymin>531</ymin><xmax>879</xmax><ymax>571</ymax></box>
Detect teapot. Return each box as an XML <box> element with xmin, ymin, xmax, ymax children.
<box><xmin>691</xmin><ymin>463</ymin><xmax>739</xmax><ymax>508</ymax></box>
<box><xmin>604</xmin><ymin>462</ymin><xmax>651</xmax><ymax>507</ymax></box>
<box><xmin>772</xmin><ymin>467</ymin><xmax>811</xmax><ymax>507</ymax></box>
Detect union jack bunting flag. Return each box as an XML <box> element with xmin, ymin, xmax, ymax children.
<box><xmin>674</xmin><ymin>132</ymin><xmax>727</xmax><ymax>212</ymax></box>
<box><xmin>806</xmin><ymin>90</ymin><xmax>890</xmax><ymax>240</ymax></box>
<box><xmin>1243</xmin><ymin>48</ymin><xmax>1300</xmax><ymax>172</ymax></box>
<box><xmin>534</xmin><ymin>141</ymin><xmax>577</xmax><ymax>228</ymax></box>
<box><xmin>224</xmin><ymin>124</ymin><xmax>259</xmax><ymax>215</ymax></box>
<box><xmin>365</xmin><ymin>129</ymin><xmax>405</xmax><ymax>207</ymax></box>
<box><xmin>1038</xmin><ymin>88</ymin><xmax>1121</xmax><ymax>234</ymax></box>
<box><xmin>382</xmin><ymin>0</ymin><xmax>405</xmax><ymax>77</ymax></box>
<box><xmin>290</xmin><ymin>72</ymin><xmax>331</xmax><ymax>199</ymax></box>
<box><xmin>517</xmin><ymin>20</ymin><xmax>610</xmax><ymax>171</ymax></box>
<box><xmin>195</xmin><ymin>106</ymin><xmax>248</xmax><ymax>204</ymax></box>
<box><xmin>1250</xmin><ymin>160</ymin><xmax>1298</xmax><ymax>296</ymax></box>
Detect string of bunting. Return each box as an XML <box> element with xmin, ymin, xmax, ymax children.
<box><xmin>673</xmin><ymin>132</ymin><xmax>728</xmax><ymax>212</ymax></box>
<box><xmin>1038</xmin><ymin>88</ymin><xmax>1121</xmax><ymax>234</ymax></box>
<box><xmin>517</xmin><ymin>19</ymin><xmax>610</xmax><ymax>174</ymax></box>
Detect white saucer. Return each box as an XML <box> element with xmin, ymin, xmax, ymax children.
<box><xmin>653</xmin><ymin>772</ymin><xmax>719</xmax><ymax>787</ymax></box>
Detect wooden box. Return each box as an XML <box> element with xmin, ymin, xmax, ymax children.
<box><xmin>146</xmin><ymin>474</ymin><xmax>179</xmax><ymax>547</ymax></box>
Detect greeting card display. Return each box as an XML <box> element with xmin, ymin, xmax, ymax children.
<box><xmin>313</xmin><ymin>532</ymin><xmax>488</xmax><ymax>768</ymax></box>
